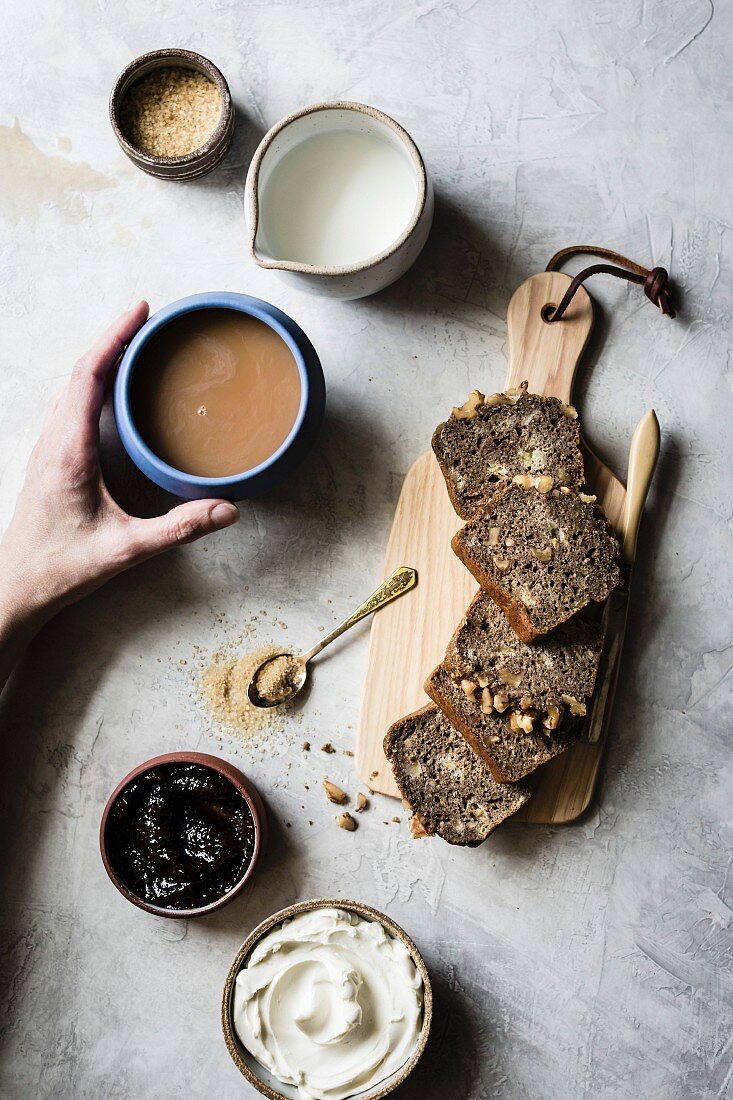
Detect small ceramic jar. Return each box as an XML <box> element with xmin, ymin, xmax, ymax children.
<box><xmin>113</xmin><ymin>292</ymin><xmax>325</xmax><ymax>501</ymax></box>
<box><xmin>109</xmin><ymin>48</ymin><xmax>235</xmax><ymax>180</ymax></box>
<box><xmin>245</xmin><ymin>101</ymin><xmax>434</xmax><ymax>300</ymax></box>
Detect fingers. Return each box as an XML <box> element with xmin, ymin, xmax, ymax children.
<box><xmin>67</xmin><ymin>300</ymin><xmax>149</xmax><ymax>441</ymax></box>
<box><xmin>120</xmin><ymin>499</ymin><xmax>240</xmax><ymax>566</ymax></box>
<box><xmin>81</xmin><ymin>300</ymin><xmax>150</xmax><ymax>383</ymax></box>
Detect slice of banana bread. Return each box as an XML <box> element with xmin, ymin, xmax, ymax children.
<box><xmin>424</xmin><ymin>592</ymin><xmax>603</xmax><ymax>782</ymax></box>
<box><xmin>452</xmin><ymin>482</ymin><xmax>620</xmax><ymax>642</ymax></box>
<box><xmin>432</xmin><ymin>382</ymin><xmax>585</xmax><ymax>519</ymax></box>
<box><xmin>430</xmin><ymin>591</ymin><xmax>603</xmax><ymax>727</ymax></box>
<box><xmin>384</xmin><ymin>704</ymin><xmax>531</xmax><ymax>845</ymax></box>
<box><xmin>426</xmin><ymin>665</ymin><xmax>580</xmax><ymax>782</ymax></box>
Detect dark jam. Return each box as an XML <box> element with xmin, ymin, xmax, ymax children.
<box><xmin>107</xmin><ymin>763</ymin><xmax>256</xmax><ymax>910</ymax></box>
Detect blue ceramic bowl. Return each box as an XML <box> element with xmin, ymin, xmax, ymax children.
<box><xmin>114</xmin><ymin>292</ymin><xmax>325</xmax><ymax>501</ymax></box>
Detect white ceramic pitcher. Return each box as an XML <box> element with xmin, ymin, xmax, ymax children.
<box><xmin>245</xmin><ymin>101</ymin><xmax>434</xmax><ymax>300</ymax></box>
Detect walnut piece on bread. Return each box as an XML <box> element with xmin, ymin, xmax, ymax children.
<box><xmin>452</xmin><ymin>390</ymin><xmax>484</xmax><ymax>420</ymax></box>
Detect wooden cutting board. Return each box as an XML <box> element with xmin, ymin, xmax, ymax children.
<box><xmin>356</xmin><ymin>271</ymin><xmax>628</xmax><ymax>824</ymax></box>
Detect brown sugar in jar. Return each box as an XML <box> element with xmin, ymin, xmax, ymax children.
<box><xmin>119</xmin><ymin>66</ymin><xmax>222</xmax><ymax>158</ymax></box>
<box><xmin>110</xmin><ymin>50</ymin><xmax>235</xmax><ymax>180</ymax></box>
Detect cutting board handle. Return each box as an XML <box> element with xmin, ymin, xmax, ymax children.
<box><xmin>505</xmin><ymin>271</ymin><xmax>594</xmax><ymax>403</ymax></box>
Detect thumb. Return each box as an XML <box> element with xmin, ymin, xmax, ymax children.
<box><xmin>124</xmin><ymin>499</ymin><xmax>240</xmax><ymax>564</ymax></box>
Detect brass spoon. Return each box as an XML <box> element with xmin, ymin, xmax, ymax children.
<box><xmin>247</xmin><ymin>567</ymin><xmax>417</xmax><ymax>708</ymax></box>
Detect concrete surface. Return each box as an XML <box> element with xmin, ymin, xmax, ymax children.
<box><xmin>0</xmin><ymin>2</ymin><xmax>731</xmax><ymax>1098</ymax></box>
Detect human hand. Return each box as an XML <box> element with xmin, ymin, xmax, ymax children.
<box><xmin>0</xmin><ymin>302</ymin><xmax>240</xmax><ymax>634</ymax></box>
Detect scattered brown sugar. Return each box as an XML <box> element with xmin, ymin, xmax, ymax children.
<box><xmin>120</xmin><ymin>66</ymin><xmax>222</xmax><ymax>158</ymax></box>
<box><xmin>202</xmin><ymin>644</ymin><xmax>287</xmax><ymax>743</ymax></box>
<box><xmin>253</xmin><ymin>653</ymin><xmax>303</xmax><ymax>704</ymax></box>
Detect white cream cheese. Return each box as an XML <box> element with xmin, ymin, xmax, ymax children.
<box><xmin>232</xmin><ymin>907</ymin><xmax>423</xmax><ymax>1100</ymax></box>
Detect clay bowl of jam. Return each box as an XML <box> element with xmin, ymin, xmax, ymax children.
<box><xmin>113</xmin><ymin>292</ymin><xmax>325</xmax><ymax>502</ymax></box>
<box><xmin>100</xmin><ymin>752</ymin><xmax>266</xmax><ymax>918</ymax></box>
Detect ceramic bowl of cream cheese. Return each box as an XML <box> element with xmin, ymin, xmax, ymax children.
<box><xmin>222</xmin><ymin>898</ymin><xmax>432</xmax><ymax>1099</ymax></box>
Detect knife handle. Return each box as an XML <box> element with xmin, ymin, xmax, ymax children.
<box><xmin>586</xmin><ymin>408</ymin><xmax>661</xmax><ymax>745</ymax></box>
<box><xmin>621</xmin><ymin>409</ymin><xmax>660</xmax><ymax>564</ymax></box>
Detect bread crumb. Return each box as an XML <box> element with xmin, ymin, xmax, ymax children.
<box><xmin>323</xmin><ymin>780</ymin><xmax>347</xmax><ymax>805</ymax></box>
<box><xmin>302</xmin><ymin>741</ymin><xmax>311</xmax><ymax>751</ymax></box>
<box><xmin>322</xmin><ymin>743</ymin><xmax>336</xmax><ymax>754</ymax></box>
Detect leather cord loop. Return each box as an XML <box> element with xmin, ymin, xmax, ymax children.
<box><xmin>545</xmin><ymin>246</ymin><xmax>676</xmax><ymax>322</ymax></box>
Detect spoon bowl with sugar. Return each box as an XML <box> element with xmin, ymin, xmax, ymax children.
<box><xmin>247</xmin><ymin>567</ymin><xmax>417</xmax><ymax>709</ymax></box>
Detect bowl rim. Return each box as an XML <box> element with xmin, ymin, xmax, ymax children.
<box><xmin>99</xmin><ymin>750</ymin><xmax>266</xmax><ymax>918</ymax></box>
<box><xmin>246</xmin><ymin>100</ymin><xmax>429</xmax><ymax>277</ymax></box>
<box><xmin>109</xmin><ymin>47</ymin><xmax>232</xmax><ymax>167</ymax></box>
<box><xmin>221</xmin><ymin>897</ymin><xmax>433</xmax><ymax>1100</ymax></box>
<box><xmin>113</xmin><ymin>292</ymin><xmax>313</xmax><ymax>491</ymax></box>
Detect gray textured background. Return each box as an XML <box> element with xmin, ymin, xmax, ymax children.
<box><xmin>1</xmin><ymin>1</ymin><xmax>731</xmax><ymax>1098</ymax></box>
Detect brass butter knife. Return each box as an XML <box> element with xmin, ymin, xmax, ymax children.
<box><xmin>586</xmin><ymin>409</ymin><xmax>660</xmax><ymax>743</ymax></box>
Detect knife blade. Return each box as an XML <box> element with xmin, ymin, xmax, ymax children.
<box><xmin>586</xmin><ymin>409</ymin><xmax>660</xmax><ymax>744</ymax></box>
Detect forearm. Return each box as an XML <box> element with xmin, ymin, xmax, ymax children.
<box><xmin>0</xmin><ymin>305</ymin><xmax>238</xmax><ymax>698</ymax></box>
<box><xmin>0</xmin><ymin>589</ymin><xmax>48</xmax><ymax>694</ymax></box>
<box><xmin>0</xmin><ymin>514</ymin><xmax>64</xmax><ymax>689</ymax></box>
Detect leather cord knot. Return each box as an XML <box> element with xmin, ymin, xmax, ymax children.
<box><xmin>545</xmin><ymin>246</ymin><xmax>676</xmax><ymax>322</ymax></box>
<box><xmin>643</xmin><ymin>265</ymin><xmax>674</xmax><ymax>315</ymax></box>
